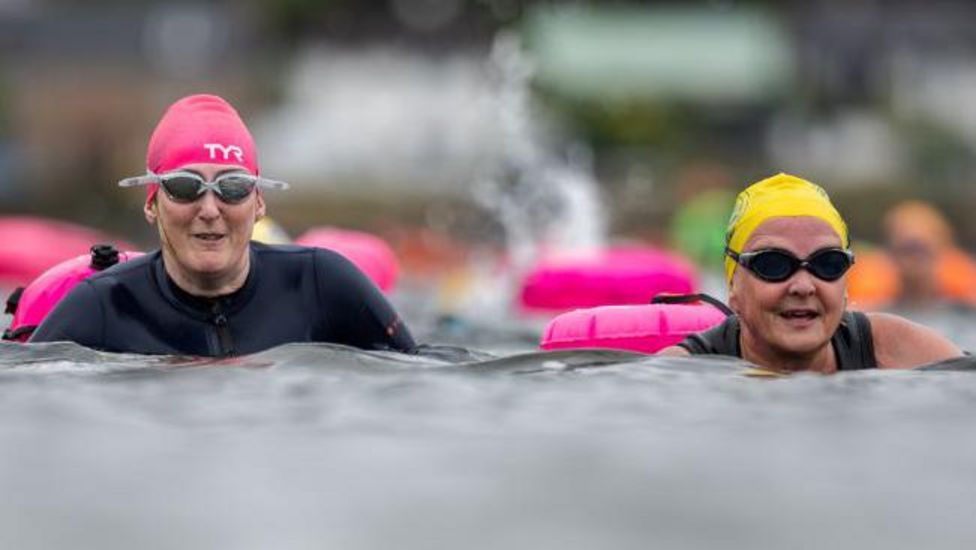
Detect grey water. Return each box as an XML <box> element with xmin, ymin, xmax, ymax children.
<box><xmin>2</xmin><ymin>332</ymin><xmax>976</xmax><ymax>550</ymax></box>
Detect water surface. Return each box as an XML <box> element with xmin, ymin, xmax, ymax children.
<box><xmin>1</xmin><ymin>339</ymin><xmax>975</xmax><ymax>550</ymax></box>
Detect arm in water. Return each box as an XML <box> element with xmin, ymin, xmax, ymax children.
<box><xmin>29</xmin><ymin>281</ymin><xmax>104</xmax><ymax>348</ymax></box>
<box><xmin>314</xmin><ymin>248</ymin><xmax>416</xmax><ymax>353</ymax></box>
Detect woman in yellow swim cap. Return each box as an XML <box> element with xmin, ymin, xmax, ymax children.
<box><xmin>659</xmin><ymin>173</ymin><xmax>961</xmax><ymax>373</ymax></box>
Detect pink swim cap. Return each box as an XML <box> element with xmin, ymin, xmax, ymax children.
<box><xmin>144</xmin><ymin>94</ymin><xmax>259</xmax><ymax>204</ymax></box>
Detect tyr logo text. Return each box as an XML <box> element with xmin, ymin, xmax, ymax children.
<box><xmin>204</xmin><ymin>143</ymin><xmax>245</xmax><ymax>163</ymax></box>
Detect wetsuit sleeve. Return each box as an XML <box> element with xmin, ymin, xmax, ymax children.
<box><xmin>314</xmin><ymin>250</ymin><xmax>416</xmax><ymax>353</ymax></box>
<box><xmin>28</xmin><ymin>281</ymin><xmax>104</xmax><ymax>348</ymax></box>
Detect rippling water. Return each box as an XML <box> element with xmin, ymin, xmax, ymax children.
<box><xmin>2</xmin><ymin>332</ymin><xmax>976</xmax><ymax>550</ymax></box>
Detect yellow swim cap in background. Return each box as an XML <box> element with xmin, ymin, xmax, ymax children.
<box><xmin>724</xmin><ymin>173</ymin><xmax>849</xmax><ymax>282</ymax></box>
<box><xmin>252</xmin><ymin>217</ymin><xmax>292</xmax><ymax>244</ymax></box>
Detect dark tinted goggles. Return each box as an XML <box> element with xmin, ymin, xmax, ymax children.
<box><xmin>726</xmin><ymin>247</ymin><xmax>855</xmax><ymax>283</ymax></box>
<box><xmin>160</xmin><ymin>172</ymin><xmax>258</xmax><ymax>204</ymax></box>
<box><xmin>119</xmin><ymin>171</ymin><xmax>289</xmax><ymax>204</ymax></box>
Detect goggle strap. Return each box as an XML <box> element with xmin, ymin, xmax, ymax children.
<box><xmin>256</xmin><ymin>178</ymin><xmax>289</xmax><ymax>190</ymax></box>
<box><xmin>118</xmin><ymin>175</ymin><xmax>158</xmax><ymax>188</ymax></box>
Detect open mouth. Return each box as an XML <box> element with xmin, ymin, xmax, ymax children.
<box><xmin>193</xmin><ymin>232</ymin><xmax>225</xmax><ymax>242</ymax></box>
<box><xmin>779</xmin><ymin>309</ymin><xmax>819</xmax><ymax>321</ymax></box>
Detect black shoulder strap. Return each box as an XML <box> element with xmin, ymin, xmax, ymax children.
<box><xmin>678</xmin><ymin>316</ymin><xmax>740</xmax><ymax>356</ymax></box>
<box><xmin>852</xmin><ymin>310</ymin><xmax>877</xmax><ymax>369</ymax></box>
<box><xmin>656</xmin><ymin>293</ymin><xmax>737</xmax><ymax>356</ymax></box>
<box><xmin>835</xmin><ymin>311</ymin><xmax>877</xmax><ymax>370</ymax></box>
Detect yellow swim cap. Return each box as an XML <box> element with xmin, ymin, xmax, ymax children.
<box><xmin>252</xmin><ymin>217</ymin><xmax>291</xmax><ymax>244</ymax></box>
<box><xmin>724</xmin><ymin>173</ymin><xmax>849</xmax><ymax>282</ymax></box>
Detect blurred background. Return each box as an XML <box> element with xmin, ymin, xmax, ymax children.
<box><xmin>8</xmin><ymin>5</ymin><xmax>976</xmax><ymax>549</ymax></box>
<box><xmin>4</xmin><ymin>0</ymin><xmax>976</xmax><ymax>322</ymax></box>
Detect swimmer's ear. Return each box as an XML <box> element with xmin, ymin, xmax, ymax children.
<box><xmin>727</xmin><ymin>277</ymin><xmax>741</xmax><ymax>314</ymax></box>
<box><xmin>254</xmin><ymin>190</ymin><xmax>266</xmax><ymax>220</ymax></box>
<box><xmin>144</xmin><ymin>200</ymin><xmax>157</xmax><ymax>225</ymax></box>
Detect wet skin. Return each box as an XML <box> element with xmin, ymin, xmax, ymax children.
<box><xmin>728</xmin><ymin>216</ymin><xmax>846</xmax><ymax>373</ymax></box>
<box><xmin>145</xmin><ymin>162</ymin><xmax>266</xmax><ymax>297</ymax></box>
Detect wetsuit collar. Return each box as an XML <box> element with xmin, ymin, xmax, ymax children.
<box><xmin>153</xmin><ymin>246</ymin><xmax>260</xmax><ymax>320</ymax></box>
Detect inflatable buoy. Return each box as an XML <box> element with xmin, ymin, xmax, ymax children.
<box><xmin>540</xmin><ymin>294</ymin><xmax>730</xmax><ymax>354</ymax></box>
<box><xmin>295</xmin><ymin>227</ymin><xmax>399</xmax><ymax>292</ymax></box>
<box><xmin>0</xmin><ymin>216</ymin><xmax>136</xmax><ymax>288</ymax></box>
<box><xmin>519</xmin><ymin>246</ymin><xmax>698</xmax><ymax>313</ymax></box>
<box><xmin>3</xmin><ymin>244</ymin><xmax>142</xmax><ymax>342</ymax></box>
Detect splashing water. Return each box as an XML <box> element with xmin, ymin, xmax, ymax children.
<box><xmin>462</xmin><ymin>33</ymin><xmax>607</xmax><ymax>318</ymax></box>
<box><xmin>479</xmin><ymin>33</ymin><xmax>606</xmax><ymax>263</ymax></box>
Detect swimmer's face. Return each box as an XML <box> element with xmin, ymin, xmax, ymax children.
<box><xmin>888</xmin><ymin>237</ymin><xmax>938</xmax><ymax>289</ymax></box>
<box><xmin>728</xmin><ymin>216</ymin><xmax>847</xmax><ymax>362</ymax></box>
<box><xmin>147</xmin><ymin>162</ymin><xmax>265</xmax><ymax>294</ymax></box>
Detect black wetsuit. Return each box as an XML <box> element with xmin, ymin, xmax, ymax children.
<box><xmin>29</xmin><ymin>243</ymin><xmax>416</xmax><ymax>356</ymax></box>
<box><xmin>677</xmin><ymin>311</ymin><xmax>877</xmax><ymax>370</ymax></box>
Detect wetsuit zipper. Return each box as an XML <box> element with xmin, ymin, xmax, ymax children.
<box><xmin>210</xmin><ymin>303</ymin><xmax>234</xmax><ymax>357</ymax></box>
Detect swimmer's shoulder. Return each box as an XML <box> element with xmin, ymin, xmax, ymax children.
<box><xmin>866</xmin><ymin>311</ymin><xmax>962</xmax><ymax>368</ymax></box>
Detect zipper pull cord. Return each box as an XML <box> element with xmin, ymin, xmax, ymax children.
<box><xmin>210</xmin><ymin>302</ymin><xmax>234</xmax><ymax>356</ymax></box>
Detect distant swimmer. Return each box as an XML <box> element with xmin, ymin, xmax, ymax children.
<box><xmin>847</xmin><ymin>200</ymin><xmax>976</xmax><ymax>311</ymax></box>
<box><xmin>886</xmin><ymin>200</ymin><xmax>976</xmax><ymax>308</ymax></box>
<box><xmin>658</xmin><ymin>173</ymin><xmax>961</xmax><ymax>373</ymax></box>
<box><xmin>30</xmin><ymin>94</ymin><xmax>415</xmax><ymax>356</ymax></box>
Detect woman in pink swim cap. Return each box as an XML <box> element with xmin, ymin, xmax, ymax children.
<box><xmin>133</xmin><ymin>93</ymin><xmax>279</xmax><ymax>296</ymax></box>
<box><xmin>30</xmin><ymin>94</ymin><xmax>416</xmax><ymax>356</ymax></box>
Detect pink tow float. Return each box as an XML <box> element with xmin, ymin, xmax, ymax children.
<box><xmin>0</xmin><ymin>216</ymin><xmax>135</xmax><ymax>288</ymax></box>
<box><xmin>4</xmin><ymin>245</ymin><xmax>142</xmax><ymax>342</ymax></box>
<box><xmin>295</xmin><ymin>227</ymin><xmax>399</xmax><ymax>292</ymax></box>
<box><xmin>540</xmin><ymin>294</ymin><xmax>730</xmax><ymax>354</ymax></box>
<box><xmin>519</xmin><ymin>246</ymin><xmax>698</xmax><ymax>312</ymax></box>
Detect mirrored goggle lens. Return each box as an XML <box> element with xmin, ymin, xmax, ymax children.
<box><xmin>161</xmin><ymin>176</ymin><xmax>255</xmax><ymax>204</ymax></box>
<box><xmin>748</xmin><ymin>251</ymin><xmax>798</xmax><ymax>282</ymax></box>
<box><xmin>161</xmin><ymin>177</ymin><xmax>204</xmax><ymax>202</ymax></box>
<box><xmin>213</xmin><ymin>175</ymin><xmax>257</xmax><ymax>203</ymax></box>
<box><xmin>806</xmin><ymin>250</ymin><xmax>853</xmax><ymax>281</ymax></box>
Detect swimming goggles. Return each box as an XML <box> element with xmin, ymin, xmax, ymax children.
<box><xmin>119</xmin><ymin>171</ymin><xmax>289</xmax><ymax>205</ymax></box>
<box><xmin>725</xmin><ymin>247</ymin><xmax>855</xmax><ymax>283</ymax></box>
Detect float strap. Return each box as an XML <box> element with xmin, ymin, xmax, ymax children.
<box><xmin>4</xmin><ymin>287</ymin><xmax>23</xmax><ymax>315</ymax></box>
<box><xmin>651</xmin><ymin>293</ymin><xmax>734</xmax><ymax>317</ymax></box>
<box><xmin>2</xmin><ymin>324</ymin><xmax>35</xmax><ymax>342</ymax></box>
